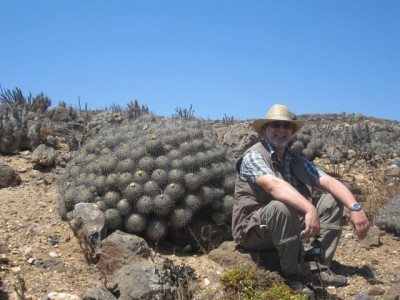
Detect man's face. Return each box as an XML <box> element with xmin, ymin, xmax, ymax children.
<box><xmin>263</xmin><ymin>121</ymin><xmax>294</xmax><ymax>151</ymax></box>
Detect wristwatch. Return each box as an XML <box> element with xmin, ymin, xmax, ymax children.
<box><xmin>349</xmin><ymin>203</ymin><xmax>362</xmax><ymax>212</ymax></box>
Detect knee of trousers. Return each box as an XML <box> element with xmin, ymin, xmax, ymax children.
<box><xmin>261</xmin><ymin>200</ymin><xmax>301</xmax><ymax>231</ymax></box>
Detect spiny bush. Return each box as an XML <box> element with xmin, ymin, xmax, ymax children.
<box><xmin>0</xmin><ymin>86</ymin><xmax>51</xmax><ymax>113</ymax></box>
<box><xmin>338</xmin><ymin>121</ymin><xmax>400</xmax><ymax>160</ymax></box>
<box><xmin>87</xmin><ymin>110</ymin><xmax>124</xmax><ymax>135</ymax></box>
<box><xmin>48</xmin><ymin>101</ymin><xmax>79</xmax><ymax>121</ymax></box>
<box><xmin>374</xmin><ymin>192</ymin><xmax>400</xmax><ymax>236</ymax></box>
<box><xmin>173</xmin><ymin>104</ymin><xmax>196</xmax><ymax>120</ymax></box>
<box><xmin>58</xmin><ymin>115</ymin><xmax>236</xmax><ymax>246</ymax></box>
<box><xmin>126</xmin><ymin>99</ymin><xmax>149</xmax><ymax>119</ymax></box>
<box><xmin>0</xmin><ymin>86</ymin><xmax>47</xmax><ymax>154</ymax></box>
<box><xmin>220</xmin><ymin>267</ymin><xmax>309</xmax><ymax>300</ymax></box>
<box><xmin>290</xmin><ymin>126</ymin><xmax>324</xmax><ymax>162</ymax></box>
<box><xmin>342</xmin><ymin>122</ymin><xmax>374</xmax><ymax>159</ymax></box>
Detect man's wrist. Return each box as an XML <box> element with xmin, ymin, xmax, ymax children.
<box><xmin>348</xmin><ymin>203</ymin><xmax>362</xmax><ymax>212</ymax></box>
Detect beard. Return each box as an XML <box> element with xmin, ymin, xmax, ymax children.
<box><xmin>267</xmin><ymin>135</ymin><xmax>290</xmax><ymax>151</ymax></box>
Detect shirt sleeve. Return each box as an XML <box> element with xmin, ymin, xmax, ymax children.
<box><xmin>239</xmin><ymin>150</ymin><xmax>275</xmax><ymax>183</ymax></box>
<box><xmin>302</xmin><ymin>157</ymin><xmax>326</xmax><ymax>182</ymax></box>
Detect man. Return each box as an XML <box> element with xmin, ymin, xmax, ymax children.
<box><xmin>232</xmin><ymin>104</ymin><xmax>369</xmax><ymax>295</ymax></box>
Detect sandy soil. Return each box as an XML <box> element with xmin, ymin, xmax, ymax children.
<box><xmin>1</xmin><ymin>152</ymin><xmax>400</xmax><ymax>300</ymax></box>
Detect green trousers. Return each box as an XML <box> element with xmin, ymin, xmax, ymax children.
<box><xmin>239</xmin><ymin>193</ymin><xmax>344</xmax><ymax>276</ymax></box>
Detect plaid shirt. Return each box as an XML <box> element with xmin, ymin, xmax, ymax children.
<box><xmin>239</xmin><ymin>138</ymin><xmax>325</xmax><ymax>195</ymax></box>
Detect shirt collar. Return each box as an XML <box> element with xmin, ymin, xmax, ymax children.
<box><xmin>261</xmin><ymin>137</ymin><xmax>277</xmax><ymax>155</ymax></box>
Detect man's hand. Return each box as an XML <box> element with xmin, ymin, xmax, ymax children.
<box><xmin>302</xmin><ymin>208</ymin><xmax>320</xmax><ymax>238</ymax></box>
<box><xmin>349</xmin><ymin>210</ymin><xmax>370</xmax><ymax>239</ymax></box>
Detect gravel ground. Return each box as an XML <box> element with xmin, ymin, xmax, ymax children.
<box><xmin>1</xmin><ymin>152</ymin><xmax>400</xmax><ymax>300</ymax></box>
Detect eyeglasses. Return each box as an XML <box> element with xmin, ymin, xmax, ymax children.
<box><xmin>269</xmin><ymin>122</ymin><xmax>292</xmax><ymax>130</ymax></box>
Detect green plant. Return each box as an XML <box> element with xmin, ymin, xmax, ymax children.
<box><xmin>220</xmin><ymin>267</ymin><xmax>309</xmax><ymax>300</ymax></box>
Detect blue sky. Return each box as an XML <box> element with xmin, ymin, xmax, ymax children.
<box><xmin>1</xmin><ymin>1</ymin><xmax>399</xmax><ymax>121</ymax></box>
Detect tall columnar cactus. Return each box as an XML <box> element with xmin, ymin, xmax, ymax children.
<box><xmin>58</xmin><ymin>115</ymin><xmax>236</xmax><ymax>244</ymax></box>
<box><xmin>0</xmin><ymin>87</ymin><xmax>46</xmax><ymax>154</ymax></box>
<box><xmin>0</xmin><ymin>105</ymin><xmax>42</xmax><ymax>154</ymax></box>
<box><xmin>374</xmin><ymin>192</ymin><xmax>400</xmax><ymax>236</ymax></box>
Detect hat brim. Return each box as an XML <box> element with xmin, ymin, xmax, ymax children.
<box><xmin>253</xmin><ymin>118</ymin><xmax>303</xmax><ymax>135</ymax></box>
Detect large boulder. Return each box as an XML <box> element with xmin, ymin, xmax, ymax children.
<box><xmin>31</xmin><ymin>144</ymin><xmax>57</xmax><ymax>167</ymax></box>
<box><xmin>208</xmin><ymin>241</ymin><xmax>281</xmax><ymax>272</ymax></box>
<box><xmin>216</xmin><ymin>122</ymin><xmax>258</xmax><ymax>159</ymax></box>
<box><xmin>87</xmin><ymin>231</ymin><xmax>196</xmax><ymax>300</ymax></box>
<box><xmin>0</xmin><ymin>162</ymin><xmax>22</xmax><ymax>189</ymax></box>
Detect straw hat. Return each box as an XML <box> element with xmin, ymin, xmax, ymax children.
<box><xmin>253</xmin><ymin>104</ymin><xmax>303</xmax><ymax>135</ymax></box>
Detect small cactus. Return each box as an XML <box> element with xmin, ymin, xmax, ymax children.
<box><xmin>125</xmin><ymin>213</ymin><xmax>147</xmax><ymax>234</ymax></box>
<box><xmin>146</xmin><ymin>219</ymin><xmax>168</xmax><ymax>242</ymax></box>
<box><xmin>104</xmin><ymin>208</ymin><xmax>123</xmax><ymax>232</ymax></box>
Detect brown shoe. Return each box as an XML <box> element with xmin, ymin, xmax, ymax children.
<box><xmin>312</xmin><ymin>268</ymin><xmax>348</xmax><ymax>287</ymax></box>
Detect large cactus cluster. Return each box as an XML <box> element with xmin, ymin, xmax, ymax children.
<box><xmin>290</xmin><ymin>127</ymin><xmax>324</xmax><ymax>161</ymax></box>
<box><xmin>58</xmin><ymin>115</ymin><xmax>236</xmax><ymax>243</ymax></box>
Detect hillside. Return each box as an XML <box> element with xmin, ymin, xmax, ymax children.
<box><xmin>1</xmin><ymin>110</ymin><xmax>400</xmax><ymax>299</ymax></box>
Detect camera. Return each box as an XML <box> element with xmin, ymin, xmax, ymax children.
<box><xmin>303</xmin><ymin>238</ymin><xmax>325</xmax><ymax>263</ymax></box>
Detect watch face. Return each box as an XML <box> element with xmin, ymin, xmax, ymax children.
<box><xmin>351</xmin><ymin>204</ymin><xmax>361</xmax><ymax>211</ymax></box>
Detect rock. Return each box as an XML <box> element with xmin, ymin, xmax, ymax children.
<box><xmin>0</xmin><ymin>162</ymin><xmax>22</xmax><ymax>188</ymax></box>
<box><xmin>359</xmin><ymin>226</ymin><xmax>381</xmax><ymax>248</ymax></box>
<box><xmin>385</xmin><ymin>164</ymin><xmax>399</xmax><ymax>177</ymax></box>
<box><xmin>217</xmin><ymin>122</ymin><xmax>258</xmax><ymax>158</ymax></box>
<box><xmin>68</xmin><ymin>203</ymin><xmax>106</xmax><ymax>263</ymax></box>
<box><xmin>40</xmin><ymin>292</ymin><xmax>80</xmax><ymax>300</ymax></box>
<box><xmin>97</xmin><ymin>230</ymin><xmax>150</xmax><ymax>276</ymax></box>
<box><xmin>352</xmin><ymin>293</ymin><xmax>372</xmax><ymax>300</ymax></box>
<box><xmin>394</xmin><ymin>159</ymin><xmax>400</xmax><ymax>168</ymax></box>
<box><xmin>367</xmin><ymin>286</ymin><xmax>385</xmax><ymax>296</ymax></box>
<box><xmin>107</xmin><ymin>257</ymin><xmax>195</xmax><ymax>300</ymax></box>
<box><xmin>31</xmin><ymin>144</ymin><xmax>57</xmax><ymax>167</ymax></box>
<box><xmin>345</xmin><ymin>232</ymin><xmax>354</xmax><ymax>239</ymax></box>
<box><xmin>82</xmin><ymin>286</ymin><xmax>117</xmax><ymax>300</ymax></box>
<box><xmin>34</xmin><ymin>258</ymin><xmax>68</xmax><ymax>272</ymax></box>
<box><xmin>383</xmin><ymin>283</ymin><xmax>400</xmax><ymax>300</ymax></box>
<box><xmin>355</xmin><ymin>159</ymin><xmax>367</xmax><ymax>167</ymax></box>
<box><xmin>108</xmin><ymin>259</ymin><xmax>165</xmax><ymax>299</ymax></box>
<box><xmin>208</xmin><ymin>241</ymin><xmax>281</xmax><ymax>272</ymax></box>
<box><xmin>45</xmin><ymin>135</ymin><xmax>59</xmax><ymax>149</ymax></box>
<box><xmin>347</xmin><ymin>149</ymin><xmax>357</xmax><ymax>159</ymax></box>
<box><xmin>88</xmin><ymin>230</ymin><xmax>196</xmax><ymax>300</ymax></box>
